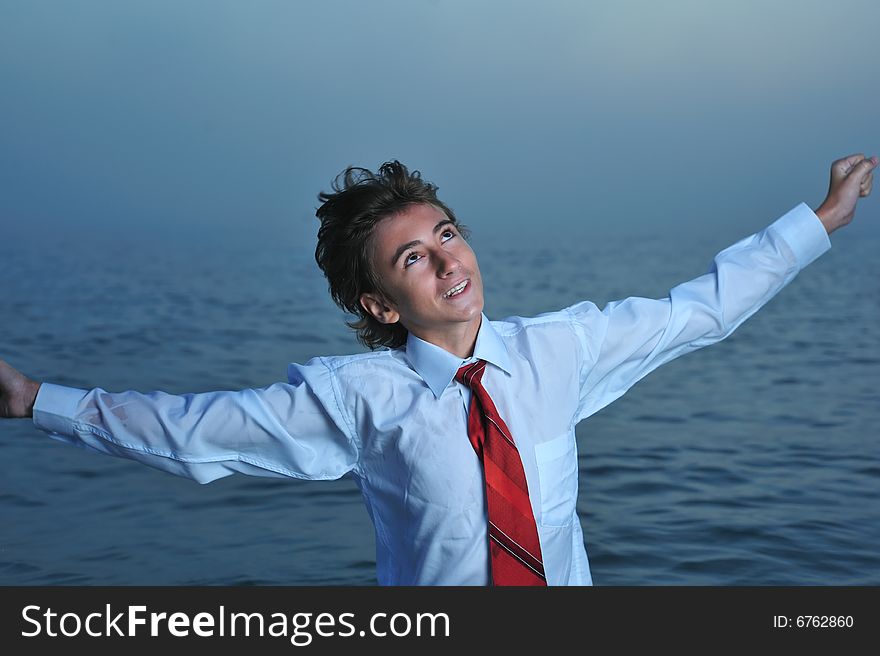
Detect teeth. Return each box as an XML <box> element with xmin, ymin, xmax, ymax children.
<box><xmin>444</xmin><ymin>280</ymin><xmax>468</xmax><ymax>298</ymax></box>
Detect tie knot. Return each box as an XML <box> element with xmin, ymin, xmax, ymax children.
<box><xmin>455</xmin><ymin>359</ymin><xmax>487</xmax><ymax>389</ymax></box>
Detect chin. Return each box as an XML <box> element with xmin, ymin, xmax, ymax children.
<box><xmin>461</xmin><ymin>303</ymin><xmax>484</xmax><ymax>320</ymax></box>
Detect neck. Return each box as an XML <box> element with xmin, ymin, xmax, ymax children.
<box><xmin>408</xmin><ymin>314</ymin><xmax>482</xmax><ymax>360</ymax></box>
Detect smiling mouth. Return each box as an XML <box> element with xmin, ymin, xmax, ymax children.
<box><xmin>443</xmin><ymin>279</ymin><xmax>469</xmax><ymax>299</ymax></box>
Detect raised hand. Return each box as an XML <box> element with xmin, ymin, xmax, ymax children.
<box><xmin>814</xmin><ymin>153</ymin><xmax>877</xmax><ymax>234</ymax></box>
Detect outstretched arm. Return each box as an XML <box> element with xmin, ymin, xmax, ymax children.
<box><xmin>570</xmin><ymin>154</ymin><xmax>875</xmax><ymax>422</ymax></box>
<box><xmin>1</xmin><ymin>358</ymin><xmax>359</xmax><ymax>484</ymax></box>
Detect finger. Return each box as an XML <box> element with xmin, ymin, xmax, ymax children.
<box><xmin>832</xmin><ymin>153</ymin><xmax>867</xmax><ymax>181</ymax></box>
<box><xmin>835</xmin><ymin>153</ymin><xmax>865</xmax><ymax>172</ymax></box>
<box><xmin>848</xmin><ymin>155</ymin><xmax>878</xmax><ymax>180</ymax></box>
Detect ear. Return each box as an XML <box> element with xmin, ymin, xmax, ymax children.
<box><xmin>359</xmin><ymin>292</ymin><xmax>400</xmax><ymax>325</ymax></box>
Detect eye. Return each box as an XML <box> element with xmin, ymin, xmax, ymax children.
<box><xmin>402</xmin><ymin>229</ymin><xmax>457</xmax><ymax>269</ymax></box>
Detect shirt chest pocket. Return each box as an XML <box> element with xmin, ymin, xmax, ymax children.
<box><xmin>533</xmin><ymin>431</ymin><xmax>579</xmax><ymax>528</ymax></box>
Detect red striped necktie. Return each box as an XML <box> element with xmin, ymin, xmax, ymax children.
<box><xmin>455</xmin><ymin>359</ymin><xmax>547</xmax><ymax>586</ymax></box>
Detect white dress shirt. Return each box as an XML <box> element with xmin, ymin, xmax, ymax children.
<box><xmin>32</xmin><ymin>202</ymin><xmax>831</xmax><ymax>585</ymax></box>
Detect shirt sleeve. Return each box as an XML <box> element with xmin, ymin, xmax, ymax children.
<box><xmin>567</xmin><ymin>202</ymin><xmax>831</xmax><ymax>423</ymax></box>
<box><xmin>31</xmin><ymin>357</ymin><xmax>360</xmax><ymax>484</ymax></box>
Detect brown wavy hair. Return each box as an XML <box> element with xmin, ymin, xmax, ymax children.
<box><xmin>314</xmin><ymin>160</ymin><xmax>470</xmax><ymax>350</ymax></box>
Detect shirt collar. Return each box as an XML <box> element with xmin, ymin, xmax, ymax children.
<box><xmin>404</xmin><ymin>313</ymin><xmax>512</xmax><ymax>399</ymax></box>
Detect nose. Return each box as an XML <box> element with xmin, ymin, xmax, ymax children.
<box><xmin>436</xmin><ymin>250</ymin><xmax>462</xmax><ymax>277</ymax></box>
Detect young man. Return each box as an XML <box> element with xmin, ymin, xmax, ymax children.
<box><xmin>1</xmin><ymin>154</ymin><xmax>876</xmax><ymax>585</ymax></box>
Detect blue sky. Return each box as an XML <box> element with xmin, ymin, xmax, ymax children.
<box><xmin>1</xmin><ymin>0</ymin><xmax>877</xmax><ymax>246</ymax></box>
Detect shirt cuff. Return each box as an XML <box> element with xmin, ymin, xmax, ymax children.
<box><xmin>32</xmin><ymin>382</ymin><xmax>88</xmax><ymax>436</ymax></box>
<box><xmin>768</xmin><ymin>202</ymin><xmax>832</xmax><ymax>270</ymax></box>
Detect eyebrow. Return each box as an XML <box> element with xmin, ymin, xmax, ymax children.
<box><xmin>390</xmin><ymin>219</ymin><xmax>456</xmax><ymax>267</ymax></box>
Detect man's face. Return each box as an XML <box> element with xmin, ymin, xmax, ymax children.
<box><xmin>360</xmin><ymin>203</ymin><xmax>484</xmax><ymax>349</ymax></box>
